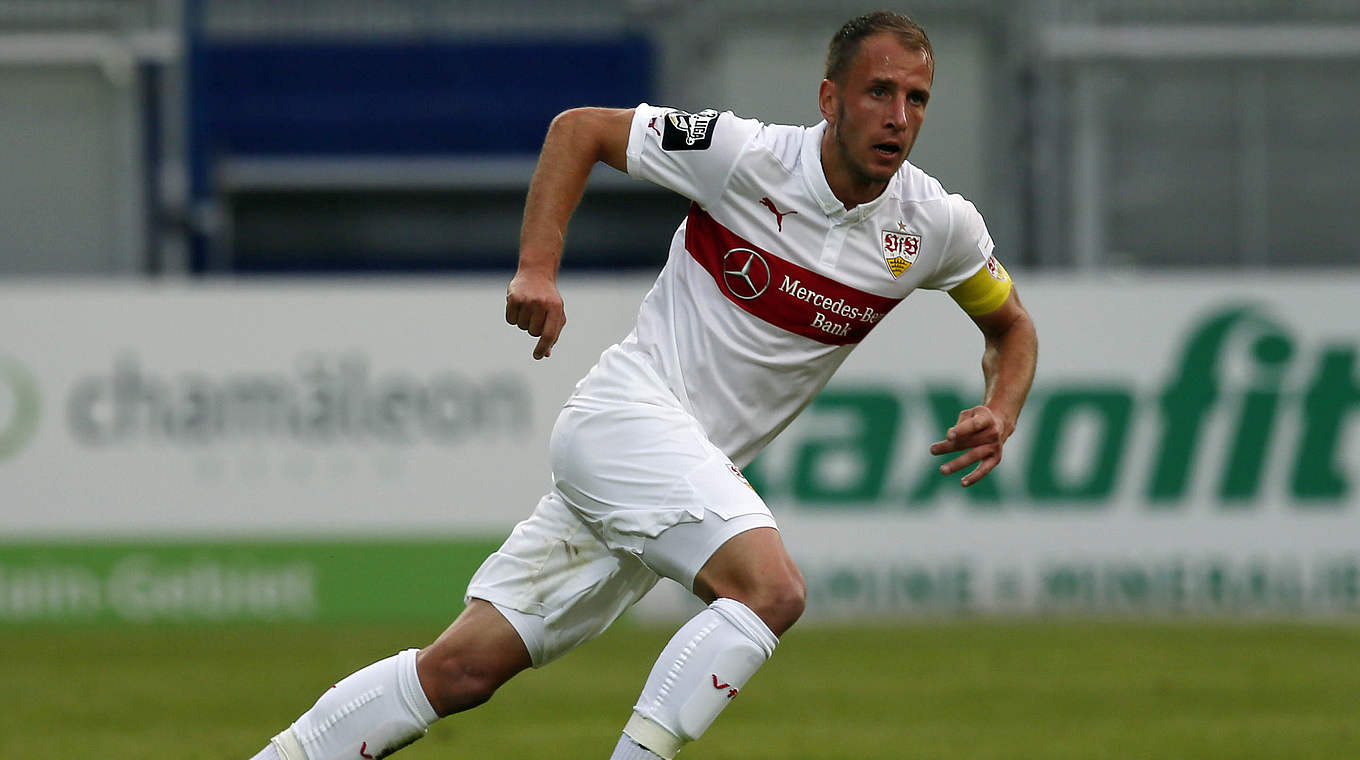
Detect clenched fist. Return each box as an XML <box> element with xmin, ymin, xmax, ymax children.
<box><xmin>505</xmin><ymin>272</ymin><xmax>566</xmax><ymax>360</ymax></box>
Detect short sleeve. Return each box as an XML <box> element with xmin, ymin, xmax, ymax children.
<box><xmin>626</xmin><ymin>103</ymin><xmax>762</xmax><ymax>208</ymax></box>
<box><xmin>927</xmin><ymin>195</ymin><xmax>1014</xmax><ymax>316</ymax></box>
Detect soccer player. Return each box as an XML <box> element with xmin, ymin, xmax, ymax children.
<box><xmin>250</xmin><ymin>10</ymin><xmax>1037</xmax><ymax>760</ymax></box>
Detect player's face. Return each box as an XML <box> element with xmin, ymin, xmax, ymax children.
<box><xmin>819</xmin><ymin>33</ymin><xmax>933</xmax><ymax>206</ymax></box>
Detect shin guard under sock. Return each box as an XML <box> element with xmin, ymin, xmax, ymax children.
<box><xmin>619</xmin><ymin>598</ymin><xmax>777</xmax><ymax>759</ymax></box>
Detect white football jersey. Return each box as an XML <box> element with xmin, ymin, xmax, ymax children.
<box><xmin>566</xmin><ymin>104</ymin><xmax>1008</xmax><ymax>467</ymax></box>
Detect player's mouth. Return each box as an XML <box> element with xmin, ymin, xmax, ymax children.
<box><xmin>872</xmin><ymin>141</ymin><xmax>902</xmax><ymax>159</ymax></box>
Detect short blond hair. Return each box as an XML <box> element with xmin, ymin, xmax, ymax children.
<box><xmin>825</xmin><ymin>11</ymin><xmax>933</xmax><ymax>84</ymax></box>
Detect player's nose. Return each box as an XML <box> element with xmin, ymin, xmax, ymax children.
<box><xmin>885</xmin><ymin>94</ymin><xmax>908</xmax><ymax>128</ymax></box>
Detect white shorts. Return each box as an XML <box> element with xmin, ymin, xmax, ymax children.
<box><xmin>465</xmin><ymin>399</ymin><xmax>777</xmax><ymax>666</ymax></box>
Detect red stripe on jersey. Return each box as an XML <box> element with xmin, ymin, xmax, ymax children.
<box><xmin>685</xmin><ymin>204</ymin><xmax>904</xmax><ymax>345</ymax></box>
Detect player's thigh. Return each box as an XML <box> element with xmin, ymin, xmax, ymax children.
<box><xmin>551</xmin><ymin>400</ymin><xmax>777</xmax><ymax>582</ymax></box>
<box><xmin>691</xmin><ymin>527</ymin><xmax>805</xmax><ymax>614</ymax></box>
<box><xmin>465</xmin><ymin>491</ymin><xmax>660</xmax><ymax>668</ymax></box>
<box><xmin>638</xmin><ymin>510</ymin><xmax>779</xmax><ymax>594</ymax></box>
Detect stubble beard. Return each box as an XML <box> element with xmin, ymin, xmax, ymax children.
<box><xmin>832</xmin><ymin>105</ymin><xmax>893</xmax><ymax>190</ymax></box>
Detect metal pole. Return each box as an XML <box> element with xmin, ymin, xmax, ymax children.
<box><xmin>1070</xmin><ymin>68</ymin><xmax>1105</xmax><ymax>271</ymax></box>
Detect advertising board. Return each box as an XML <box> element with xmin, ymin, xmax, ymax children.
<box><xmin>2</xmin><ymin>275</ymin><xmax>1357</xmax><ymax>622</ymax></box>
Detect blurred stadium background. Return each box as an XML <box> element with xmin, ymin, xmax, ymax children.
<box><xmin>1</xmin><ymin>1</ymin><xmax>1358</xmax><ymax>757</ymax></box>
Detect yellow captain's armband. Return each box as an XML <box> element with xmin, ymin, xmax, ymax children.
<box><xmin>948</xmin><ymin>257</ymin><xmax>1013</xmax><ymax>316</ymax></box>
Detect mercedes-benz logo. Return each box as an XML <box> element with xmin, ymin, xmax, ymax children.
<box><xmin>721</xmin><ymin>248</ymin><xmax>771</xmax><ymax>300</ymax></box>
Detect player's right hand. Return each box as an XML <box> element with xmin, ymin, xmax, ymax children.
<box><xmin>505</xmin><ymin>272</ymin><xmax>566</xmax><ymax>360</ymax></box>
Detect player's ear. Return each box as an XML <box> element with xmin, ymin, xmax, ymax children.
<box><xmin>818</xmin><ymin>78</ymin><xmax>837</xmax><ymax>124</ymax></box>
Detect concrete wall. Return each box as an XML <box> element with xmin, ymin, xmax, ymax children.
<box><xmin>0</xmin><ymin>65</ymin><xmax>144</xmax><ymax>274</ymax></box>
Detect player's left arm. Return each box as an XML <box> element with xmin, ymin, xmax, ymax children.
<box><xmin>930</xmin><ymin>287</ymin><xmax>1038</xmax><ymax>486</ymax></box>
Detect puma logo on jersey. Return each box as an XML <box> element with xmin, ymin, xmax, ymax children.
<box><xmin>759</xmin><ymin>197</ymin><xmax>797</xmax><ymax>231</ymax></box>
<box><xmin>648</xmin><ymin>117</ymin><xmax>662</xmax><ymax>137</ymax></box>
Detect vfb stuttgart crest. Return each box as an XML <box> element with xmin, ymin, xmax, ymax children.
<box><xmin>881</xmin><ymin>228</ymin><xmax>920</xmax><ymax>278</ymax></box>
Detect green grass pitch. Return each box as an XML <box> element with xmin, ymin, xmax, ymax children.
<box><xmin>3</xmin><ymin>620</ymin><xmax>1358</xmax><ymax>758</ymax></box>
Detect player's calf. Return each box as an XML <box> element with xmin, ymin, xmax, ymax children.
<box><xmin>416</xmin><ymin>598</ymin><xmax>534</xmax><ymax>715</ymax></box>
<box><xmin>255</xmin><ymin>648</ymin><xmax>437</xmax><ymax>760</ymax></box>
<box><xmin>612</xmin><ymin>598</ymin><xmax>779</xmax><ymax>760</ymax></box>
<box><xmin>249</xmin><ymin>600</ymin><xmax>533</xmax><ymax>760</ymax></box>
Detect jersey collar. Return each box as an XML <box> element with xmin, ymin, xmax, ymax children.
<box><xmin>801</xmin><ymin>121</ymin><xmax>901</xmax><ymax>222</ymax></box>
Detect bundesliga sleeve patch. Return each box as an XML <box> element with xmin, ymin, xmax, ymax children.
<box><xmin>661</xmin><ymin>109</ymin><xmax>720</xmax><ymax>151</ymax></box>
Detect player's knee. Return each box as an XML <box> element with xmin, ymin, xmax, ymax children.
<box><xmin>772</xmin><ymin>574</ymin><xmax>808</xmax><ymax>632</ymax></box>
<box><xmin>416</xmin><ymin>648</ymin><xmax>511</xmax><ymax>717</ymax></box>
<box><xmin>744</xmin><ymin>573</ymin><xmax>806</xmax><ymax>636</ymax></box>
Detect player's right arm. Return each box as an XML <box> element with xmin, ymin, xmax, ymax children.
<box><xmin>507</xmin><ymin>107</ymin><xmax>633</xmax><ymax>360</ymax></box>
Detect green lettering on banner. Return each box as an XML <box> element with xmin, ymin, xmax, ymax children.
<box><xmin>1322</xmin><ymin>559</ymin><xmax>1360</xmax><ymax>607</ymax></box>
<box><xmin>1220</xmin><ymin>334</ymin><xmax>1292</xmax><ymax>502</ymax></box>
<box><xmin>0</xmin><ymin>355</ymin><xmax>42</xmax><ymax>463</ymax></box>
<box><xmin>1041</xmin><ymin>565</ymin><xmax>1094</xmax><ymax>607</ymax></box>
<box><xmin>1026</xmin><ymin>388</ymin><xmax>1132</xmax><ymax>503</ymax></box>
<box><xmin>907</xmin><ymin>389</ymin><xmax>1002</xmax><ymax>509</ymax></box>
<box><xmin>1035</xmin><ymin>558</ymin><xmax>1320</xmax><ymax>612</ymax></box>
<box><xmin>1108</xmin><ymin>565</ymin><xmax>1153</xmax><ymax>605</ymax></box>
<box><xmin>1147</xmin><ymin>306</ymin><xmax>1293</xmax><ymax>505</ymax></box>
<box><xmin>807</xmin><ymin>562</ymin><xmax>974</xmax><ymax>612</ymax></box>
<box><xmin>0</xmin><ymin>539</ymin><xmax>503</xmax><ymax>626</ymax></box>
<box><xmin>791</xmin><ymin>389</ymin><xmax>900</xmax><ymax>505</ymax></box>
<box><xmin>1292</xmin><ymin>347</ymin><xmax>1360</xmax><ymax>502</ymax></box>
<box><xmin>742</xmin><ymin>303</ymin><xmax>1357</xmax><ymax>513</ymax></box>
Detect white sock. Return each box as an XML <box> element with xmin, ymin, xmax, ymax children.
<box><xmin>247</xmin><ymin>744</ymin><xmax>280</xmax><ymax>760</ymax></box>
<box><xmin>255</xmin><ymin>648</ymin><xmax>438</xmax><ymax>760</ymax></box>
<box><xmin>615</xmin><ymin>598</ymin><xmax>778</xmax><ymax>759</ymax></box>
<box><xmin>610</xmin><ymin>733</ymin><xmax>663</xmax><ymax>760</ymax></box>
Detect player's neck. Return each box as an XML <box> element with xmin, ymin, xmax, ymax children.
<box><xmin>819</xmin><ymin>132</ymin><xmax>889</xmax><ymax>211</ymax></box>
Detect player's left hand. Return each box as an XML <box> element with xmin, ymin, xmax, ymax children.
<box><xmin>929</xmin><ymin>405</ymin><xmax>1010</xmax><ymax>487</ymax></box>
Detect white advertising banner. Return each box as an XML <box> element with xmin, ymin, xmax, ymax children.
<box><xmin>0</xmin><ymin>277</ymin><xmax>649</xmax><ymax>536</ymax></box>
<box><xmin>2</xmin><ymin>274</ymin><xmax>1358</xmax><ymax>616</ymax></box>
<box><xmin>755</xmin><ymin>273</ymin><xmax>1360</xmax><ymax>616</ymax></box>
